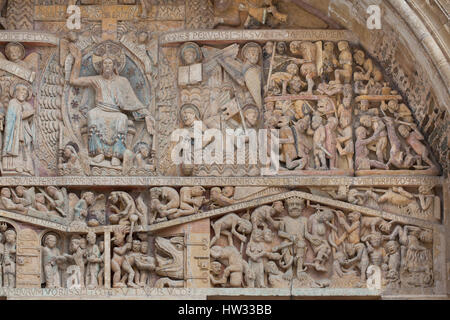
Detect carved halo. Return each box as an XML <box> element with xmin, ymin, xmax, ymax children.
<box><xmin>180</xmin><ymin>42</ymin><xmax>202</xmax><ymax>65</ymax></box>
<box><xmin>180</xmin><ymin>103</ymin><xmax>201</xmax><ymax>122</ymax></box>
<box><xmin>9</xmin><ymin>82</ymin><xmax>33</xmax><ymax>100</ymax></box>
<box><xmin>241</xmin><ymin>42</ymin><xmax>262</xmax><ymax>63</ymax></box>
<box><xmin>91</xmin><ymin>42</ymin><xmax>126</xmax><ymax>74</ymax></box>
<box><xmin>5</xmin><ymin>42</ymin><xmax>26</xmax><ymax>61</ymax></box>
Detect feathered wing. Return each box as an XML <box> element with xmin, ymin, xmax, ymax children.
<box><xmin>37</xmin><ymin>54</ymin><xmax>64</xmax><ymax>173</ymax></box>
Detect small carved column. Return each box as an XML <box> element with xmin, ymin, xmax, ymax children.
<box><xmin>104</xmin><ymin>228</ymin><xmax>112</xmax><ymax>289</ymax></box>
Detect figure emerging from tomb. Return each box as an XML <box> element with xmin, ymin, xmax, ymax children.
<box><xmin>68</xmin><ymin>43</ymin><xmax>155</xmax><ymax>168</ymax></box>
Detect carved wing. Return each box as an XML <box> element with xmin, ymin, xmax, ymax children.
<box><xmin>36</xmin><ymin>55</ymin><xmax>64</xmax><ymax>173</ymax></box>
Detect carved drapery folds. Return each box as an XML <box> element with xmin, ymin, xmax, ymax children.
<box><xmin>0</xmin><ymin>0</ymin><xmax>446</xmax><ymax>299</ymax></box>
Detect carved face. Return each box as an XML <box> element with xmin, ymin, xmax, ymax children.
<box><xmin>70</xmin><ymin>238</ymin><xmax>80</xmax><ymax>252</ymax></box>
<box><xmin>139</xmin><ymin>144</ymin><xmax>150</xmax><ymax>158</ymax></box>
<box><xmin>210</xmin><ymin>246</ymin><xmax>223</xmax><ymax>259</ymax></box>
<box><xmin>354</xmin><ymin>50</ymin><xmax>365</xmax><ymax>65</ymax></box>
<box><xmin>182</xmin><ymin>108</ymin><xmax>197</xmax><ymax>127</ymax></box>
<box><xmin>87</xmin><ymin>232</ymin><xmax>96</xmax><ymax>245</ymax></box>
<box><xmin>356</xmin><ymin>126</ymin><xmax>367</xmax><ymax>139</ymax></box>
<box><xmin>36</xmin><ymin>194</ymin><xmax>45</xmax><ymax>204</ymax></box>
<box><xmin>244</xmin><ymin>47</ymin><xmax>260</xmax><ymax>65</ymax></box>
<box><xmin>45</xmin><ymin>235</ymin><xmax>57</xmax><ymax>248</ymax></box>
<box><xmin>16</xmin><ymin>186</ymin><xmax>24</xmax><ymax>197</ymax></box>
<box><xmin>80</xmin><ymin>238</ymin><xmax>87</xmax><ymax>249</ymax></box>
<box><xmin>132</xmin><ymin>240</ymin><xmax>141</xmax><ymax>252</ymax></box>
<box><xmin>263</xmin><ymin>228</ymin><xmax>273</xmax><ymax>243</ymax></box>
<box><xmin>15</xmin><ymin>85</ymin><xmax>29</xmax><ymax>102</ymax></box>
<box><xmin>192</xmin><ymin>186</ymin><xmax>205</xmax><ymax>197</ymax></box>
<box><xmin>244</xmin><ymin>108</ymin><xmax>258</xmax><ymax>127</ymax></box>
<box><xmin>64</xmin><ymin>147</ymin><xmax>73</xmax><ymax>158</ymax></box>
<box><xmin>138</xmin><ymin>32</ymin><xmax>148</xmax><ymax>44</ymax></box>
<box><xmin>276</xmin><ymin>42</ymin><xmax>287</xmax><ymax>55</ymax></box>
<box><xmin>5</xmin><ymin>231</ymin><xmax>16</xmax><ymax>243</ymax></box>
<box><xmin>222</xmin><ymin>187</ymin><xmax>234</xmax><ymax>198</ymax></box>
<box><xmin>84</xmin><ymin>192</ymin><xmax>95</xmax><ymax>205</ymax></box>
<box><xmin>6</xmin><ymin>44</ymin><xmax>23</xmax><ymax>61</ymax></box>
<box><xmin>237</xmin><ymin>220</ymin><xmax>252</xmax><ymax>235</ymax></box>
<box><xmin>1</xmin><ymin>188</ymin><xmax>11</xmax><ymax>198</ymax></box>
<box><xmin>273</xmin><ymin>201</ymin><xmax>284</xmax><ymax>213</ymax></box>
<box><xmin>388</xmin><ymin>100</ymin><xmax>399</xmax><ymax>112</ymax></box>
<box><xmin>386</xmin><ymin>241</ymin><xmax>399</xmax><ymax>255</ymax></box>
<box><xmin>140</xmin><ymin>241</ymin><xmax>148</xmax><ymax>254</ymax></box>
<box><xmin>286</xmin><ymin>200</ymin><xmax>304</xmax><ymax>218</ymax></box>
<box><xmin>102</xmin><ymin>58</ymin><xmax>115</xmax><ymax>76</ymax></box>
<box><xmin>286</xmin><ymin>64</ymin><xmax>299</xmax><ymax>76</ymax></box>
<box><xmin>211</xmin><ymin>261</ymin><xmax>222</xmax><ymax>275</ymax></box>
<box><xmin>183</xmin><ymin>48</ymin><xmax>197</xmax><ymax>65</ymax></box>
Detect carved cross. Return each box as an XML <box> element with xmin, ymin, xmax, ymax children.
<box><xmin>34</xmin><ymin>1</ymin><xmax>143</xmax><ymax>41</ymax></box>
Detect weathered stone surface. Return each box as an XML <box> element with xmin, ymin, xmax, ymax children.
<box><xmin>0</xmin><ymin>0</ymin><xmax>447</xmax><ymax>300</ymax></box>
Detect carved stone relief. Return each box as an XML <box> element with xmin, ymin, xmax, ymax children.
<box><xmin>0</xmin><ymin>0</ymin><xmax>446</xmax><ymax>299</ymax></box>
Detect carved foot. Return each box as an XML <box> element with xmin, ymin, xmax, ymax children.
<box><xmin>111</xmin><ymin>157</ymin><xmax>122</xmax><ymax>167</ymax></box>
<box><xmin>92</xmin><ymin>154</ymin><xmax>105</xmax><ymax>163</ymax></box>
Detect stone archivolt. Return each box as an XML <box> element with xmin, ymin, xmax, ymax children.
<box><xmin>0</xmin><ymin>0</ymin><xmax>446</xmax><ymax>299</ymax></box>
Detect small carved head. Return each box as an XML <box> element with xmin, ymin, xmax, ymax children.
<box><xmin>180</xmin><ymin>104</ymin><xmax>201</xmax><ymax>127</ymax></box>
<box><xmin>86</xmin><ymin>231</ymin><xmax>96</xmax><ymax>245</ymax></box>
<box><xmin>210</xmin><ymin>261</ymin><xmax>223</xmax><ymax>275</ymax></box>
<box><xmin>11</xmin><ymin>83</ymin><xmax>32</xmax><ymax>102</ymax></box>
<box><xmin>285</xmin><ymin>197</ymin><xmax>305</xmax><ymax>218</ymax></box>
<box><xmin>81</xmin><ymin>192</ymin><xmax>95</xmax><ymax>206</ymax></box>
<box><xmin>337</xmin><ymin>41</ymin><xmax>349</xmax><ymax>52</ymax></box>
<box><xmin>398</xmin><ymin>125</ymin><xmax>410</xmax><ymax>138</ymax></box>
<box><xmin>356</xmin><ymin>126</ymin><xmax>367</xmax><ymax>139</ymax></box>
<box><xmin>1</xmin><ymin>187</ymin><xmax>11</xmax><ymax>198</ymax></box>
<box><xmin>150</xmin><ymin>187</ymin><xmax>163</xmax><ymax>199</ymax></box>
<box><xmin>222</xmin><ymin>187</ymin><xmax>234</xmax><ymax>198</ymax></box>
<box><xmin>180</xmin><ymin>42</ymin><xmax>202</xmax><ymax>66</ymax></box>
<box><xmin>5</xmin><ymin>42</ymin><xmax>25</xmax><ymax>62</ymax></box>
<box><xmin>348</xmin><ymin>212</ymin><xmax>361</xmax><ymax>222</ymax></box>
<box><xmin>385</xmin><ymin>240</ymin><xmax>399</xmax><ymax>255</ymax></box>
<box><xmin>44</xmin><ymin>234</ymin><xmax>57</xmax><ymax>248</ymax></box>
<box><xmin>243</xmin><ymin>104</ymin><xmax>260</xmax><ymax>128</ymax></box>
<box><xmin>132</xmin><ymin>240</ymin><xmax>141</xmax><ymax>252</ymax></box>
<box><xmin>354</xmin><ymin>50</ymin><xmax>365</xmax><ymax>65</ymax></box>
<box><xmin>242</xmin><ymin>42</ymin><xmax>261</xmax><ymax>65</ymax></box>
<box><xmin>4</xmin><ymin>229</ymin><xmax>16</xmax><ymax>243</ymax></box>
<box><xmin>237</xmin><ymin>218</ymin><xmax>252</xmax><ymax>235</ymax></box>
<box><xmin>276</xmin><ymin>42</ymin><xmax>287</xmax><ymax>55</ymax></box>
<box><xmin>140</xmin><ymin>240</ymin><xmax>149</xmax><ymax>254</ymax></box>
<box><xmin>134</xmin><ymin>142</ymin><xmax>151</xmax><ymax>158</ymax></box>
<box><xmin>286</xmin><ymin>63</ymin><xmax>299</xmax><ymax>76</ymax></box>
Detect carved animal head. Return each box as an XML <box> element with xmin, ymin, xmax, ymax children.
<box><xmin>154</xmin><ymin>236</ymin><xmax>184</xmax><ymax>280</ymax></box>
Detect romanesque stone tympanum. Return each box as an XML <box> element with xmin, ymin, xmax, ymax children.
<box><xmin>0</xmin><ymin>0</ymin><xmax>447</xmax><ymax>300</ymax></box>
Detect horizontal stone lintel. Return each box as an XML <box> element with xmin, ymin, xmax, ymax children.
<box><xmin>160</xmin><ymin>29</ymin><xmax>358</xmax><ymax>46</ymax></box>
<box><xmin>0</xmin><ymin>288</ymin><xmax>381</xmax><ymax>300</ymax></box>
<box><xmin>0</xmin><ymin>176</ymin><xmax>442</xmax><ymax>187</ymax></box>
